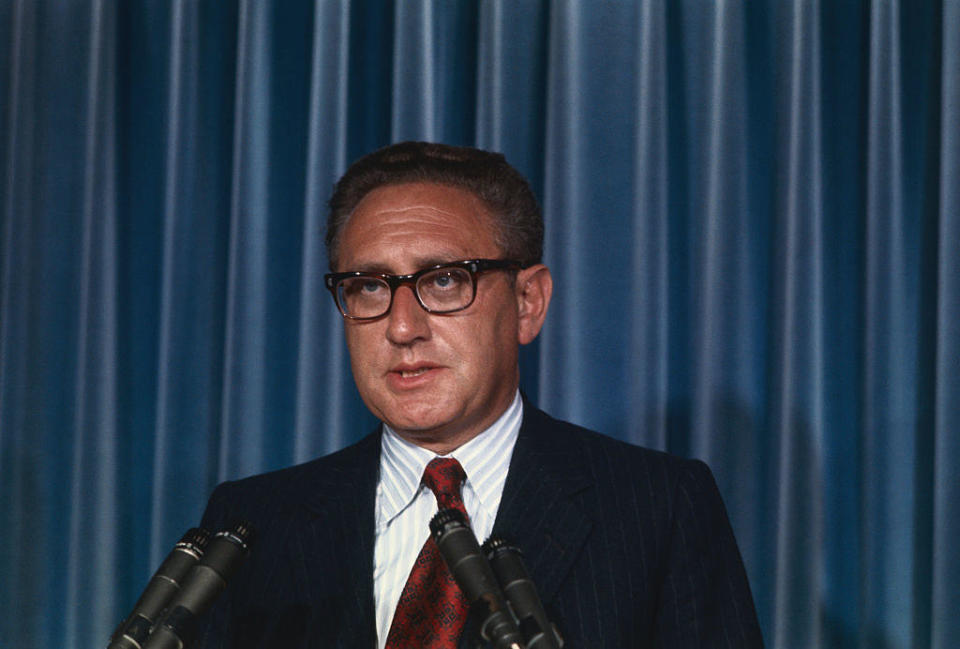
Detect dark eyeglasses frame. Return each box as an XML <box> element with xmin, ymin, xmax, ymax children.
<box><xmin>324</xmin><ymin>258</ymin><xmax>525</xmax><ymax>320</ymax></box>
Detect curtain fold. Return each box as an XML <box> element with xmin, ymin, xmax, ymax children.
<box><xmin>152</xmin><ymin>0</ymin><xmax>220</xmax><ymax>565</ymax></box>
<box><xmin>628</xmin><ymin>0</ymin><xmax>668</xmax><ymax>452</ymax></box>
<box><xmin>863</xmin><ymin>1</ymin><xmax>917</xmax><ymax>645</ymax></box>
<box><xmin>1</xmin><ymin>2</ymin><xmax>958</xmax><ymax>648</ymax></box>
<box><xmin>933</xmin><ymin>6</ymin><xmax>960</xmax><ymax>649</ymax></box>
<box><xmin>64</xmin><ymin>3</ymin><xmax>120</xmax><ymax>646</ymax></box>
<box><xmin>769</xmin><ymin>3</ymin><xmax>824</xmax><ymax>646</ymax></box>
<box><xmin>294</xmin><ymin>0</ymin><xmax>351</xmax><ymax>462</ymax></box>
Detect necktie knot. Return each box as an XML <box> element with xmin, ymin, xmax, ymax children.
<box><xmin>422</xmin><ymin>457</ymin><xmax>466</xmax><ymax>513</ymax></box>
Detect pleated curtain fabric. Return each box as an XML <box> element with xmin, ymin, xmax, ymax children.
<box><xmin>1</xmin><ymin>2</ymin><xmax>958</xmax><ymax>648</ymax></box>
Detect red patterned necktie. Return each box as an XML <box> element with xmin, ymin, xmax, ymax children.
<box><xmin>385</xmin><ymin>457</ymin><xmax>470</xmax><ymax>649</ymax></box>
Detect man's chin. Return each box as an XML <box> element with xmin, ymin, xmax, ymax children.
<box><xmin>386</xmin><ymin>416</ymin><xmax>455</xmax><ymax>441</ymax></box>
<box><xmin>380</xmin><ymin>409</ymin><xmax>477</xmax><ymax>452</ymax></box>
<box><xmin>373</xmin><ymin>389</ymin><xmax>459</xmax><ymax>431</ymax></box>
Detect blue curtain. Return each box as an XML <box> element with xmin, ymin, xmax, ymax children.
<box><xmin>2</xmin><ymin>1</ymin><xmax>958</xmax><ymax>648</ymax></box>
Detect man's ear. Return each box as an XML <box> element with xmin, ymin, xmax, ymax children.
<box><xmin>515</xmin><ymin>264</ymin><xmax>553</xmax><ymax>345</ymax></box>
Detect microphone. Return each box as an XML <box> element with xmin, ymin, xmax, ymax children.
<box><xmin>108</xmin><ymin>528</ymin><xmax>211</xmax><ymax>649</ymax></box>
<box><xmin>142</xmin><ymin>520</ymin><xmax>255</xmax><ymax>649</ymax></box>
<box><xmin>429</xmin><ymin>509</ymin><xmax>524</xmax><ymax>649</ymax></box>
<box><xmin>483</xmin><ymin>536</ymin><xmax>563</xmax><ymax>649</ymax></box>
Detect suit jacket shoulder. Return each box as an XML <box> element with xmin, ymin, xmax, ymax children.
<box><xmin>488</xmin><ymin>404</ymin><xmax>763</xmax><ymax>649</ymax></box>
<box><xmin>194</xmin><ymin>431</ymin><xmax>382</xmax><ymax>649</ymax></box>
<box><xmin>200</xmin><ymin>431</ymin><xmax>381</xmax><ymax>533</ymax></box>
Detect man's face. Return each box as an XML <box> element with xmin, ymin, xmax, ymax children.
<box><xmin>336</xmin><ymin>182</ymin><xmax>529</xmax><ymax>452</ymax></box>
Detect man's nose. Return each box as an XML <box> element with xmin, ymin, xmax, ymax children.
<box><xmin>386</xmin><ymin>285</ymin><xmax>430</xmax><ymax>344</ymax></box>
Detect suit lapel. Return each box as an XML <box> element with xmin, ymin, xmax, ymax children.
<box><xmin>459</xmin><ymin>405</ymin><xmax>594</xmax><ymax>648</ymax></box>
<box><xmin>493</xmin><ymin>405</ymin><xmax>594</xmax><ymax>603</ymax></box>
<box><xmin>295</xmin><ymin>431</ymin><xmax>381</xmax><ymax>648</ymax></box>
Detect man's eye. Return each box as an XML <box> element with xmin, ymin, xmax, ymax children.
<box><xmin>343</xmin><ymin>278</ymin><xmax>385</xmax><ymax>298</ymax></box>
<box><xmin>432</xmin><ymin>272</ymin><xmax>458</xmax><ymax>288</ymax></box>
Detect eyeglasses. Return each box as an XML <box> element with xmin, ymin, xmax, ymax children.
<box><xmin>324</xmin><ymin>259</ymin><xmax>524</xmax><ymax>320</ymax></box>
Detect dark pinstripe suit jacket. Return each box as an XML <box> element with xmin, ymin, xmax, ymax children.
<box><xmin>194</xmin><ymin>404</ymin><xmax>763</xmax><ymax>648</ymax></box>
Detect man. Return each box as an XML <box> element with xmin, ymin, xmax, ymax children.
<box><xmin>194</xmin><ymin>142</ymin><xmax>763</xmax><ymax>648</ymax></box>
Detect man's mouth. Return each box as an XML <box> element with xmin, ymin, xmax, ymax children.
<box><xmin>399</xmin><ymin>368</ymin><xmax>431</xmax><ymax>378</ymax></box>
<box><xmin>389</xmin><ymin>363</ymin><xmax>440</xmax><ymax>381</ymax></box>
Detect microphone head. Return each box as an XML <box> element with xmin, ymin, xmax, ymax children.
<box><xmin>176</xmin><ymin>527</ymin><xmax>212</xmax><ymax>556</ymax></box>
<box><xmin>481</xmin><ymin>535</ymin><xmax>519</xmax><ymax>559</ymax></box>
<box><xmin>107</xmin><ymin>528</ymin><xmax>213</xmax><ymax>649</ymax></box>
<box><xmin>139</xmin><ymin>521</ymin><xmax>257</xmax><ymax>649</ymax></box>
<box><xmin>429</xmin><ymin>508</ymin><xmax>468</xmax><ymax>539</ymax></box>
<box><xmin>481</xmin><ymin>535</ymin><xmax>564</xmax><ymax>648</ymax></box>
<box><xmin>216</xmin><ymin>519</ymin><xmax>255</xmax><ymax>553</ymax></box>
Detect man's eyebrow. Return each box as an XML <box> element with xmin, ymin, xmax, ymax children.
<box><xmin>345</xmin><ymin>257</ymin><xmax>468</xmax><ymax>274</ymax></box>
<box><xmin>415</xmin><ymin>256</ymin><xmax>467</xmax><ymax>268</ymax></box>
<box><xmin>345</xmin><ymin>262</ymin><xmax>393</xmax><ymax>274</ymax></box>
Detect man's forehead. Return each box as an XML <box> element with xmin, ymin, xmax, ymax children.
<box><xmin>336</xmin><ymin>182</ymin><xmax>502</xmax><ymax>271</ymax></box>
<box><xmin>351</xmin><ymin>181</ymin><xmax>486</xmax><ymax>215</ymax></box>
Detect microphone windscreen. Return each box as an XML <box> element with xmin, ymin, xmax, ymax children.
<box><xmin>483</xmin><ymin>536</ymin><xmax>562</xmax><ymax>649</ymax></box>
<box><xmin>141</xmin><ymin>520</ymin><xmax>254</xmax><ymax>649</ymax></box>
<box><xmin>107</xmin><ymin>528</ymin><xmax>211</xmax><ymax>649</ymax></box>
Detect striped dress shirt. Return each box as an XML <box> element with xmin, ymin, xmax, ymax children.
<box><xmin>373</xmin><ymin>391</ymin><xmax>523</xmax><ymax>649</ymax></box>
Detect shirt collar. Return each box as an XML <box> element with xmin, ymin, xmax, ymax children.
<box><xmin>377</xmin><ymin>391</ymin><xmax>523</xmax><ymax>526</ymax></box>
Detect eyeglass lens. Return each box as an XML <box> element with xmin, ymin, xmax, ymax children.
<box><xmin>337</xmin><ymin>267</ymin><xmax>475</xmax><ymax>318</ymax></box>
